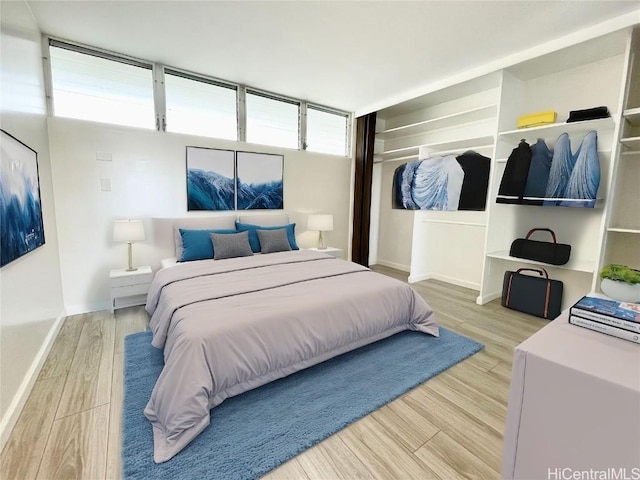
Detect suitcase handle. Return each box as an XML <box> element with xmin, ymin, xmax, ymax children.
<box><xmin>525</xmin><ymin>228</ymin><xmax>557</xmax><ymax>244</ymax></box>
<box><xmin>515</xmin><ymin>268</ymin><xmax>549</xmax><ymax>279</ymax></box>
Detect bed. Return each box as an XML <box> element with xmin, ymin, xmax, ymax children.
<box><xmin>143</xmin><ymin>214</ymin><xmax>438</xmax><ymax>463</ymax></box>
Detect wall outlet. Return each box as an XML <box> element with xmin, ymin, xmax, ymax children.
<box><xmin>100</xmin><ymin>178</ymin><xmax>111</xmax><ymax>192</ymax></box>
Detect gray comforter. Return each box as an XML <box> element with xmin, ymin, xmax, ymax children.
<box><xmin>144</xmin><ymin>250</ymin><xmax>438</xmax><ymax>463</ymax></box>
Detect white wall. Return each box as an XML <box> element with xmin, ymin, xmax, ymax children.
<box><xmin>373</xmin><ymin>160</ymin><xmax>413</xmax><ymax>271</ymax></box>
<box><xmin>47</xmin><ymin>118</ymin><xmax>354</xmax><ymax>312</ymax></box>
<box><xmin>0</xmin><ymin>0</ymin><xmax>65</xmax><ymax>443</ymax></box>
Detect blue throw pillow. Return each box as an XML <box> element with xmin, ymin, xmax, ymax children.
<box><xmin>235</xmin><ymin>222</ymin><xmax>299</xmax><ymax>253</ymax></box>
<box><xmin>179</xmin><ymin>228</ymin><xmax>237</xmax><ymax>262</ymax></box>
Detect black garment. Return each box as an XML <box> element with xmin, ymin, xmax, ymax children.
<box><xmin>455</xmin><ymin>151</ymin><xmax>491</xmax><ymax>210</ymax></box>
<box><xmin>497</xmin><ymin>140</ymin><xmax>532</xmax><ymax>204</ymax></box>
<box><xmin>523</xmin><ymin>138</ymin><xmax>553</xmax><ymax>202</ymax></box>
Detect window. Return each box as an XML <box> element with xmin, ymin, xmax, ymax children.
<box><xmin>246</xmin><ymin>91</ymin><xmax>299</xmax><ymax>149</ymax></box>
<box><xmin>49</xmin><ymin>41</ymin><xmax>154</xmax><ymax>129</ymax></box>
<box><xmin>306</xmin><ymin>106</ymin><xmax>349</xmax><ymax>156</ymax></box>
<box><xmin>164</xmin><ymin>70</ymin><xmax>238</xmax><ymax>140</ymax></box>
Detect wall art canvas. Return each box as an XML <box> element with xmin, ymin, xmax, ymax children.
<box><xmin>236</xmin><ymin>151</ymin><xmax>284</xmax><ymax>210</ymax></box>
<box><xmin>186</xmin><ymin>147</ymin><xmax>235</xmax><ymax>211</ymax></box>
<box><xmin>1</xmin><ymin>130</ymin><xmax>45</xmax><ymax>267</ymax></box>
<box><xmin>393</xmin><ymin>152</ymin><xmax>490</xmax><ymax>211</ymax></box>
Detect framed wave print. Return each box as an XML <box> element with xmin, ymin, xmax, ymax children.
<box><xmin>1</xmin><ymin>130</ymin><xmax>46</xmax><ymax>267</ymax></box>
<box><xmin>236</xmin><ymin>151</ymin><xmax>284</xmax><ymax>210</ymax></box>
<box><xmin>186</xmin><ymin>146</ymin><xmax>235</xmax><ymax>211</ymax></box>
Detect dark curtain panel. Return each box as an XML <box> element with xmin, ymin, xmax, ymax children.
<box><xmin>351</xmin><ymin>112</ymin><xmax>376</xmax><ymax>266</ymax></box>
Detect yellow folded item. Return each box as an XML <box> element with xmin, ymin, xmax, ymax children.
<box><xmin>517</xmin><ymin>110</ymin><xmax>557</xmax><ymax>129</ymax></box>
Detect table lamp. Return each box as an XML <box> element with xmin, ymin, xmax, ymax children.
<box><xmin>113</xmin><ymin>219</ymin><xmax>145</xmax><ymax>271</ymax></box>
<box><xmin>308</xmin><ymin>214</ymin><xmax>333</xmax><ymax>250</ymax></box>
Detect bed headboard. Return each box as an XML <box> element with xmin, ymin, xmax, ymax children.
<box><xmin>150</xmin><ymin>212</ymin><xmax>291</xmax><ymax>266</ymax></box>
<box><xmin>237</xmin><ymin>213</ymin><xmax>290</xmax><ymax>226</ymax></box>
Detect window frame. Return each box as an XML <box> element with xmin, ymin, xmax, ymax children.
<box><xmin>43</xmin><ymin>36</ymin><xmax>352</xmax><ymax>157</ymax></box>
<box><xmin>245</xmin><ymin>88</ymin><xmax>302</xmax><ymax>150</ymax></box>
<box><xmin>305</xmin><ymin>103</ymin><xmax>351</xmax><ymax>157</ymax></box>
<box><xmin>46</xmin><ymin>37</ymin><xmax>156</xmax><ymax>129</ymax></box>
<box><xmin>163</xmin><ymin>66</ymin><xmax>239</xmax><ymax>140</ymax></box>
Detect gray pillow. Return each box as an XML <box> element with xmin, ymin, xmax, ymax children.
<box><xmin>210</xmin><ymin>231</ymin><xmax>254</xmax><ymax>260</ymax></box>
<box><xmin>257</xmin><ymin>228</ymin><xmax>292</xmax><ymax>254</ymax></box>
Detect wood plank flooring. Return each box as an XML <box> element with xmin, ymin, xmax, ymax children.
<box><xmin>0</xmin><ymin>266</ymin><xmax>548</xmax><ymax>479</ymax></box>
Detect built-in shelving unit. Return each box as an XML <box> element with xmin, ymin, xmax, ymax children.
<box><xmin>486</xmin><ymin>251</ymin><xmax>596</xmax><ymax>273</ymax></box>
<box><xmin>370</xmin><ymin>26</ymin><xmax>639</xmax><ymax>312</ymax></box>
<box><xmin>497</xmin><ymin>117</ymin><xmax>615</xmax><ymax>141</ymax></box>
<box><xmin>597</xmin><ymin>25</ymin><xmax>640</xmax><ymax>279</ymax></box>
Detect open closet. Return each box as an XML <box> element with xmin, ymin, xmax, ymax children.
<box><xmin>369</xmin><ymin>25</ymin><xmax>640</xmax><ymax>310</ymax></box>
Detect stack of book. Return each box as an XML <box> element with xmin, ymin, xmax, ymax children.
<box><xmin>570</xmin><ymin>295</ymin><xmax>640</xmax><ymax>344</ymax></box>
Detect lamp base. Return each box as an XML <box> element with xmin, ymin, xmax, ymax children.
<box><xmin>126</xmin><ymin>242</ymin><xmax>138</xmax><ymax>272</ymax></box>
<box><xmin>318</xmin><ymin>231</ymin><xmax>327</xmax><ymax>250</ymax></box>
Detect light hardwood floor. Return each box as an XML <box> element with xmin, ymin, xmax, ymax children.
<box><xmin>1</xmin><ymin>266</ymin><xmax>548</xmax><ymax>479</ymax></box>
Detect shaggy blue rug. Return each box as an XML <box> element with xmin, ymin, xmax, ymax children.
<box><xmin>123</xmin><ymin>328</ymin><xmax>483</xmax><ymax>479</ymax></box>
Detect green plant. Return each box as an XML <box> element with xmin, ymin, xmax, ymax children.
<box><xmin>600</xmin><ymin>264</ymin><xmax>640</xmax><ymax>285</ymax></box>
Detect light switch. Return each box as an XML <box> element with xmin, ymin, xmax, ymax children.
<box><xmin>100</xmin><ymin>178</ymin><xmax>111</xmax><ymax>191</ymax></box>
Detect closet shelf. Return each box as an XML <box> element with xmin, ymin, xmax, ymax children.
<box><xmin>620</xmin><ymin>136</ymin><xmax>640</xmax><ymax>151</ymax></box>
<box><xmin>377</xmin><ymin>104</ymin><xmax>497</xmax><ymax>140</ymax></box>
<box><xmin>373</xmin><ymin>153</ymin><xmax>419</xmax><ymax>164</ymax></box>
<box><xmin>495</xmin><ymin>149</ymin><xmax>611</xmax><ymax>164</ymax></box>
<box><xmin>498</xmin><ymin>117</ymin><xmax>615</xmax><ymax>141</ymax></box>
<box><xmin>607</xmin><ymin>226</ymin><xmax>640</xmax><ymax>234</ymax></box>
<box><xmin>374</xmin><ymin>136</ymin><xmax>494</xmax><ymax>163</ymax></box>
<box><xmin>486</xmin><ymin>250</ymin><xmax>596</xmax><ymax>273</ymax></box>
<box><xmin>496</xmin><ymin>196</ymin><xmax>604</xmax><ymax>207</ymax></box>
<box><xmin>420</xmin><ymin>219</ymin><xmax>486</xmax><ymax>227</ymax></box>
<box><xmin>623</xmin><ymin>107</ymin><xmax>640</xmax><ymax>126</ymax></box>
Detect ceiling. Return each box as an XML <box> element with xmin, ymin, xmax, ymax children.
<box><xmin>26</xmin><ymin>1</ymin><xmax>640</xmax><ymax>116</ymax></box>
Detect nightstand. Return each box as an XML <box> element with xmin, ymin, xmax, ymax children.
<box><xmin>306</xmin><ymin>247</ymin><xmax>343</xmax><ymax>259</ymax></box>
<box><xmin>109</xmin><ymin>266</ymin><xmax>153</xmax><ymax>313</ymax></box>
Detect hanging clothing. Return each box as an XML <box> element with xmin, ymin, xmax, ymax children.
<box><xmin>560</xmin><ymin>130</ymin><xmax>600</xmax><ymax>207</ymax></box>
<box><xmin>543</xmin><ymin>133</ymin><xmax>574</xmax><ymax>206</ymax></box>
<box><xmin>497</xmin><ymin>139</ymin><xmax>531</xmax><ymax>204</ymax></box>
<box><xmin>412</xmin><ymin>155</ymin><xmax>464</xmax><ymax>211</ymax></box>
<box><xmin>455</xmin><ymin>150</ymin><xmax>491</xmax><ymax>210</ymax></box>
<box><xmin>523</xmin><ymin>138</ymin><xmax>553</xmax><ymax>203</ymax></box>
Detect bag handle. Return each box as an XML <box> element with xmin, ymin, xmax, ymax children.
<box><xmin>515</xmin><ymin>268</ymin><xmax>549</xmax><ymax>279</ymax></box>
<box><xmin>525</xmin><ymin>228</ymin><xmax>557</xmax><ymax>244</ymax></box>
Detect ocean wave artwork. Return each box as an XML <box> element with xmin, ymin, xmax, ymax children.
<box><xmin>187</xmin><ymin>168</ymin><xmax>235</xmax><ymax>210</ymax></box>
<box><xmin>186</xmin><ymin>147</ymin><xmax>235</xmax><ymax>211</ymax></box>
<box><xmin>1</xmin><ymin>130</ymin><xmax>45</xmax><ymax>268</ymax></box>
<box><xmin>236</xmin><ymin>151</ymin><xmax>284</xmax><ymax>210</ymax></box>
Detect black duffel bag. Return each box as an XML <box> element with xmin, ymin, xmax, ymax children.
<box><xmin>509</xmin><ymin>228</ymin><xmax>571</xmax><ymax>265</ymax></box>
<box><xmin>501</xmin><ymin>268</ymin><xmax>563</xmax><ymax>319</ymax></box>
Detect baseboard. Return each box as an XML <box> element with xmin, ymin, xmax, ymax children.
<box><xmin>408</xmin><ymin>272</ymin><xmax>480</xmax><ymax>291</ymax></box>
<box><xmin>373</xmin><ymin>260</ymin><xmax>411</xmax><ymax>273</ymax></box>
<box><xmin>0</xmin><ymin>309</ymin><xmax>66</xmax><ymax>451</ymax></box>
<box><xmin>476</xmin><ymin>290</ymin><xmax>502</xmax><ymax>305</ymax></box>
<box><xmin>65</xmin><ymin>301</ymin><xmax>111</xmax><ymax>316</ymax></box>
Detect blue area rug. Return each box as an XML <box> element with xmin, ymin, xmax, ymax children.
<box><xmin>123</xmin><ymin>328</ymin><xmax>483</xmax><ymax>479</ymax></box>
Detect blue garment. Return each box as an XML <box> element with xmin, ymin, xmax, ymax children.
<box><xmin>524</xmin><ymin>139</ymin><xmax>552</xmax><ymax>200</ymax></box>
<box><xmin>412</xmin><ymin>156</ymin><xmax>465</xmax><ymax>210</ymax></box>
<box><xmin>544</xmin><ymin>133</ymin><xmax>574</xmax><ymax>206</ymax></box>
<box><xmin>560</xmin><ymin>130</ymin><xmax>599</xmax><ymax>207</ymax></box>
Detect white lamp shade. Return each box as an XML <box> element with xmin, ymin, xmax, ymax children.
<box><xmin>113</xmin><ymin>219</ymin><xmax>146</xmax><ymax>242</ymax></box>
<box><xmin>308</xmin><ymin>214</ymin><xmax>333</xmax><ymax>232</ymax></box>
